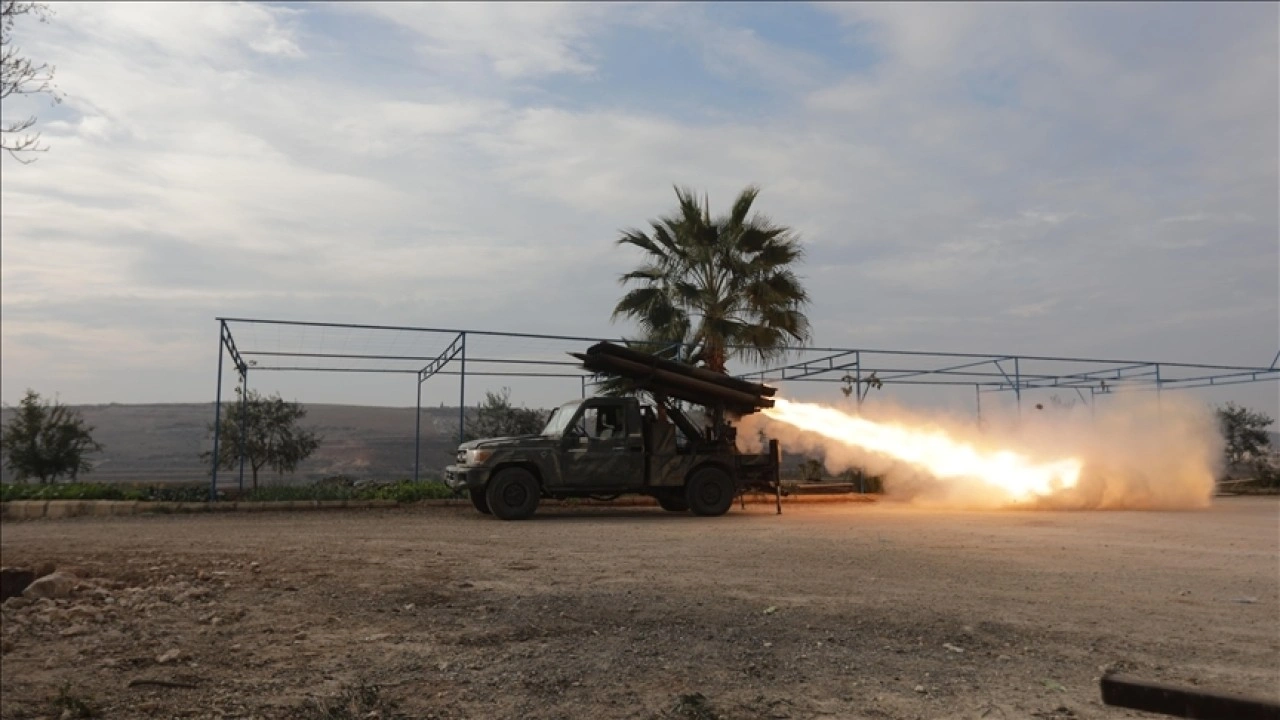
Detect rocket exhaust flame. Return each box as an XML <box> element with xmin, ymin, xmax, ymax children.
<box><xmin>749</xmin><ymin>392</ymin><xmax>1225</xmax><ymax>510</ymax></box>
<box><xmin>763</xmin><ymin>398</ymin><xmax>1083</xmax><ymax>503</ymax></box>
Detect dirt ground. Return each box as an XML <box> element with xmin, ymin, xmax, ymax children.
<box><xmin>1</xmin><ymin>497</ymin><xmax>1277</xmax><ymax>720</ymax></box>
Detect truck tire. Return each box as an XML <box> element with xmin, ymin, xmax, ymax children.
<box><xmin>656</xmin><ymin>492</ymin><xmax>688</xmax><ymax>512</ymax></box>
<box><xmin>468</xmin><ymin>488</ymin><xmax>492</xmax><ymax>515</ymax></box>
<box><xmin>485</xmin><ymin>467</ymin><xmax>540</xmax><ymax>521</ymax></box>
<box><xmin>685</xmin><ymin>466</ymin><xmax>735</xmax><ymax>517</ymax></box>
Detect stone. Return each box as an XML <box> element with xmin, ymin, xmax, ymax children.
<box><xmin>156</xmin><ymin>648</ymin><xmax>183</xmax><ymax>664</ymax></box>
<box><xmin>23</xmin><ymin>572</ymin><xmax>77</xmax><ymax>600</ymax></box>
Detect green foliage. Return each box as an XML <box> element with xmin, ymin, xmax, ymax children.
<box><xmin>465</xmin><ymin>388</ymin><xmax>548</xmax><ymax>441</ymax></box>
<box><xmin>203</xmin><ymin>387</ymin><xmax>322</xmax><ymax>490</ymax></box>
<box><xmin>0</xmin><ymin>480</ymin><xmax>454</xmax><ymax>502</ymax></box>
<box><xmin>1</xmin><ymin>389</ymin><xmax>104</xmax><ymax>484</ymax></box>
<box><xmin>241</xmin><ymin>480</ymin><xmax>453</xmax><ymax>502</ymax></box>
<box><xmin>0</xmin><ymin>483</ymin><xmax>209</xmax><ymax>502</ymax></box>
<box><xmin>798</xmin><ymin>457</ymin><xmax>825</xmax><ymax>483</ymax></box>
<box><xmin>1216</xmin><ymin>403</ymin><xmax>1274</xmax><ymax>467</ymax></box>
<box><xmin>612</xmin><ymin>185</ymin><xmax>812</xmax><ymax>374</ymax></box>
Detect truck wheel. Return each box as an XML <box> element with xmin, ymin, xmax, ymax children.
<box><xmin>468</xmin><ymin>488</ymin><xmax>492</xmax><ymax>515</ymax></box>
<box><xmin>656</xmin><ymin>492</ymin><xmax>688</xmax><ymax>512</ymax></box>
<box><xmin>485</xmin><ymin>467</ymin><xmax>540</xmax><ymax>521</ymax></box>
<box><xmin>686</xmin><ymin>466</ymin><xmax>735</xmax><ymax>517</ymax></box>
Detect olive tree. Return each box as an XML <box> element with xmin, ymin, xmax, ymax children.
<box><xmin>203</xmin><ymin>388</ymin><xmax>322</xmax><ymax>490</ymax></box>
<box><xmin>1</xmin><ymin>389</ymin><xmax>103</xmax><ymax>483</ymax></box>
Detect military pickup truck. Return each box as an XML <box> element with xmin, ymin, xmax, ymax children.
<box><xmin>443</xmin><ymin>342</ymin><xmax>781</xmax><ymax>520</ymax></box>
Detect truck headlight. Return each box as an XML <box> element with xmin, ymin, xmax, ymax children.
<box><xmin>466</xmin><ymin>449</ymin><xmax>494</xmax><ymax>465</ymax></box>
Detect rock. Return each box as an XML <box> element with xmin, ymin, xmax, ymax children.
<box><xmin>156</xmin><ymin>648</ymin><xmax>183</xmax><ymax>664</ymax></box>
<box><xmin>59</xmin><ymin>624</ymin><xmax>89</xmax><ymax>637</ymax></box>
<box><xmin>914</xmin><ymin>685</ymin><xmax>926</xmax><ymax>693</ymax></box>
<box><xmin>943</xmin><ymin>643</ymin><xmax>965</xmax><ymax>654</ymax></box>
<box><xmin>0</xmin><ymin>568</ymin><xmax>36</xmax><ymax>602</ymax></box>
<box><xmin>34</xmin><ymin>562</ymin><xmax>56</xmax><ymax>579</ymax></box>
<box><xmin>23</xmin><ymin>572</ymin><xmax>77</xmax><ymax>600</ymax></box>
<box><xmin>1232</xmin><ymin>596</ymin><xmax>1258</xmax><ymax>604</ymax></box>
<box><xmin>249</xmin><ymin>562</ymin><xmax>261</xmax><ymax>574</ymax></box>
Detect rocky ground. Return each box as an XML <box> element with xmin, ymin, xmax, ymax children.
<box><xmin>1</xmin><ymin>498</ymin><xmax>1277</xmax><ymax>719</ymax></box>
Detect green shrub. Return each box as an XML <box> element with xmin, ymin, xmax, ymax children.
<box><xmin>1</xmin><ymin>479</ymin><xmax>455</xmax><ymax>504</ymax></box>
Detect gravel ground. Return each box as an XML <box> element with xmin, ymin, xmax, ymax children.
<box><xmin>1</xmin><ymin>496</ymin><xmax>1277</xmax><ymax>719</ymax></box>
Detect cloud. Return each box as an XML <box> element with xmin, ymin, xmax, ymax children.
<box><xmin>0</xmin><ymin>1</ymin><xmax>1275</xmax><ymax>418</ymax></box>
<box><xmin>353</xmin><ymin>2</ymin><xmax>610</xmax><ymax>79</ymax></box>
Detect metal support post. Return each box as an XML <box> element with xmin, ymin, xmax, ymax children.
<box><xmin>237</xmin><ymin>369</ymin><xmax>248</xmax><ymax>493</ymax></box>
<box><xmin>414</xmin><ymin>377</ymin><xmax>423</xmax><ymax>483</ymax></box>
<box><xmin>581</xmin><ymin>375</ymin><xmax>586</xmax><ymax>399</ymax></box>
<box><xmin>854</xmin><ymin>351</ymin><xmax>863</xmax><ymax>409</ymax></box>
<box><xmin>458</xmin><ymin>332</ymin><xmax>467</xmax><ymax>445</ymax></box>
<box><xmin>1155</xmin><ymin>364</ymin><xmax>1163</xmax><ymax>412</ymax></box>
<box><xmin>209</xmin><ymin>322</ymin><xmax>226</xmax><ymax>501</ymax></box>
<box><xmin>1014</xmin><ymin>357</ymin><xmax>1022</xmax><ymax>420</ymax></box>
<box><xmin>975</xmin><ymin>385</ymin><xmax>982</xmax><ymax>425</ymax></box>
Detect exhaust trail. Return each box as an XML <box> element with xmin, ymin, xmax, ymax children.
<box><xmin>744</xmin><ymin>395</ymin><xmax>1221</xmax><ymax>510</ymax></box>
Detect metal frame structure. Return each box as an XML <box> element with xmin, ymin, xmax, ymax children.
<box><xmin>209</xmin><ymin>316</ymin><xmax>1279</xmax><ymax>499</ymax></box>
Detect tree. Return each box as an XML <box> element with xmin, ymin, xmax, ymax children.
<box><xmin>1217</xmin><ymin>403</ymin><xmax>1274</xmax><ymax>467</ymax></box>
<box><xmin>798</xmin><ymin>457</ymin><xmax>825</xmax><ymax>483</ymax></box>
<box><xmin>2</xmin><ymin>1</ymin><xmax>61</xmax><ymax>162</ymax></box>
<box><xmin>1</xmin><ymin>389</ymin><xmax>103</xmax><ymax>483</ymax></box>
<box><xmin>465</xmin><ymin>388</ymin><xmax>548</xmax><ymax>441</ymax></box>
<box><xmin>202</xmin><ymin>388</ymin><xmax>322</xmax><ymax>490</ymax></box>
<box><xmin>612</xmin><ymin>185</ymin><xmax>812</xmax><ymax>375</ymax></box>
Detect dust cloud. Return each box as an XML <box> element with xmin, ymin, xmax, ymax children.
<box><xmin>737</xmin><ymin>394</ymin><xmax>1223</xmax><ymax>510</ymax></box>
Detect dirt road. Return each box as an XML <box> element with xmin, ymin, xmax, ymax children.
<box><xmin>2</xmin><ymin>497</ymin><xmax>1277</xmax><ymax>719</ymax></box>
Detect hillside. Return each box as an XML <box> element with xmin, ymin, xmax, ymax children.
<box><xmin>0</xmin><ymin>403</ymin><xmax>465</xmax><ymax>486</ymax></box>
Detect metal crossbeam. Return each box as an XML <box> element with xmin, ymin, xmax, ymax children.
<box><xmin>221</xmin><ymin>322</ymin><xmax>248</xmax><ymax>375</ymax></box>
<box><xmin>419</xmin><ymin>333</ymin><xmax>464</xmax><ymax>382</ymax></box>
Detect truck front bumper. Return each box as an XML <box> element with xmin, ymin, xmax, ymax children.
<box><xmin>444</xmin><ymin>465</ymin><xmax>488</xmax><ymax>492</ymax></box>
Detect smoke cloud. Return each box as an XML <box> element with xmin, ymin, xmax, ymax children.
<box><xmin>738</xmin><ymin>394</ymin><xmax>1223</xmax><ymax>510</ymax></box>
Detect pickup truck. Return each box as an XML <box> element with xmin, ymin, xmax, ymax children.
<box><xmin>444</xmin><ymin>342</ymin><xmax>780</xmax><ymax>520</ymax></box>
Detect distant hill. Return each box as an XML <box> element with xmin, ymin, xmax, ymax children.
<box><xmin>0</xmin><ymin>403</ymin><xmax>465</xmax><ymax>486</ymax></box>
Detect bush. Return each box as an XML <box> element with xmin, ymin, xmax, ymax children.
<box><xmin>0</xmin><ymin>480</ymin><xmax>454</xmax><ymax>503</ymax></box>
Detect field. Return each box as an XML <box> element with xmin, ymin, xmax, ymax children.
<box><xmin>1</xmin><ymin>497</ymin><xmax>1277</xmax><ymax>719</ymax></box>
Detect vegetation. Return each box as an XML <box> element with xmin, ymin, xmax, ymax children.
<box><xmin>1216</xmin><ymin>403</ymin><xmax>1274</xmax><ymax>467</ymax></box>
<box><xmin>612</xmin><ymin>184</ymin><xmax>812</xmax><ymax>375</ymax></box>
<box><xmin>1</xmin><ymin>389</ymin><xmax>104</xmax><ymax>484</ymax></box>
<box><xmin>203</xmin><ymin>388</ymin><xmax>322</xmax><ymax>490</ymax></box>
<box><xmin>0</xmin><ymin>480</ymin><xmax>455</xmax><ymax>503</ymax></box>
<box><xmin>790</xmin><ymin>455</ymin><xmax>883</xmax><ymax>493</ymax></box>
<box><xmin>464</xmin><ymin>388</ymin><xmax>547</xmax><ymax>441</ymax></box>
<box><xmin>2</xmin><ymin>1</ymin><xmax>62</xmax><ymax>162</ymax></box>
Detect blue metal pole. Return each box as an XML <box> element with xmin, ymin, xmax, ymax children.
<box><xmin>414</xmin><ymin>376</ymin><xmax>422</xmax><ymax>483</ymax></box>
<box><xmin>458</xmin><ymin>333</ymin><xmax>467</xmax><ymax>445</ymax></box>
<box><xmin>210</xmin><ymin>322</ymin><xmax>226</xmax><ymax>501</ymax></box>
<box><xmin>1155</xmin><ymin>364</ymin><xmax>1163</xmax><ymax>412</ymax></box>
<box><xmin>975</xmin><ymin>384</ymin><xmax>982</xmax><ymax>424</ymax></box>
<box><xmin>855</xmin><ymin>351</ymin><xmax>863</xmax><ymax>409</ymax></box>
<box><xmin>1014</xmin><ymin>357</ymin><xmax>1022</xmax><ymax>420</ymax></box>
<box><xmin>237</xmin><ymin>369</ymin><xmax>248</xmax><ymax>493</ymax></box>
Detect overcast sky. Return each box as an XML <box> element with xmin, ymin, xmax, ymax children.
<box><xmin>1</xmin><ymin>2</ymin><xmax>1276</xmax><ymax>417</ymax></box>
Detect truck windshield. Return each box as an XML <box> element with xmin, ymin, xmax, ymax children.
<box><xmin>541</xmin><ymin>402</ymin><xmax>582</xmax><ymax>436</ymax></box>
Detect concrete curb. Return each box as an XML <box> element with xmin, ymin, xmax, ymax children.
<box><xmin>0</xmin><ymin>493</ymin><xmax>875</xmax><ymax>521</ymax></box>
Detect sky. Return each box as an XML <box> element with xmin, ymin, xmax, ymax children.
<box><xmin>1</xmin><ymin>1</ymin><xmax>1277</xmax><ymax>418</ymax></box>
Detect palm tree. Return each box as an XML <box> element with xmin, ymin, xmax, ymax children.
<box><xmin>612</xmin><ymin>185</ymin><xmax>812</xmax><ymax>374</ymax></box>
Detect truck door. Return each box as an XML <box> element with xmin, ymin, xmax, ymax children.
<box><xmin>559</xmin><ymin>401</ymin><xmax>644</xmax><ymax>489</ymax></box>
